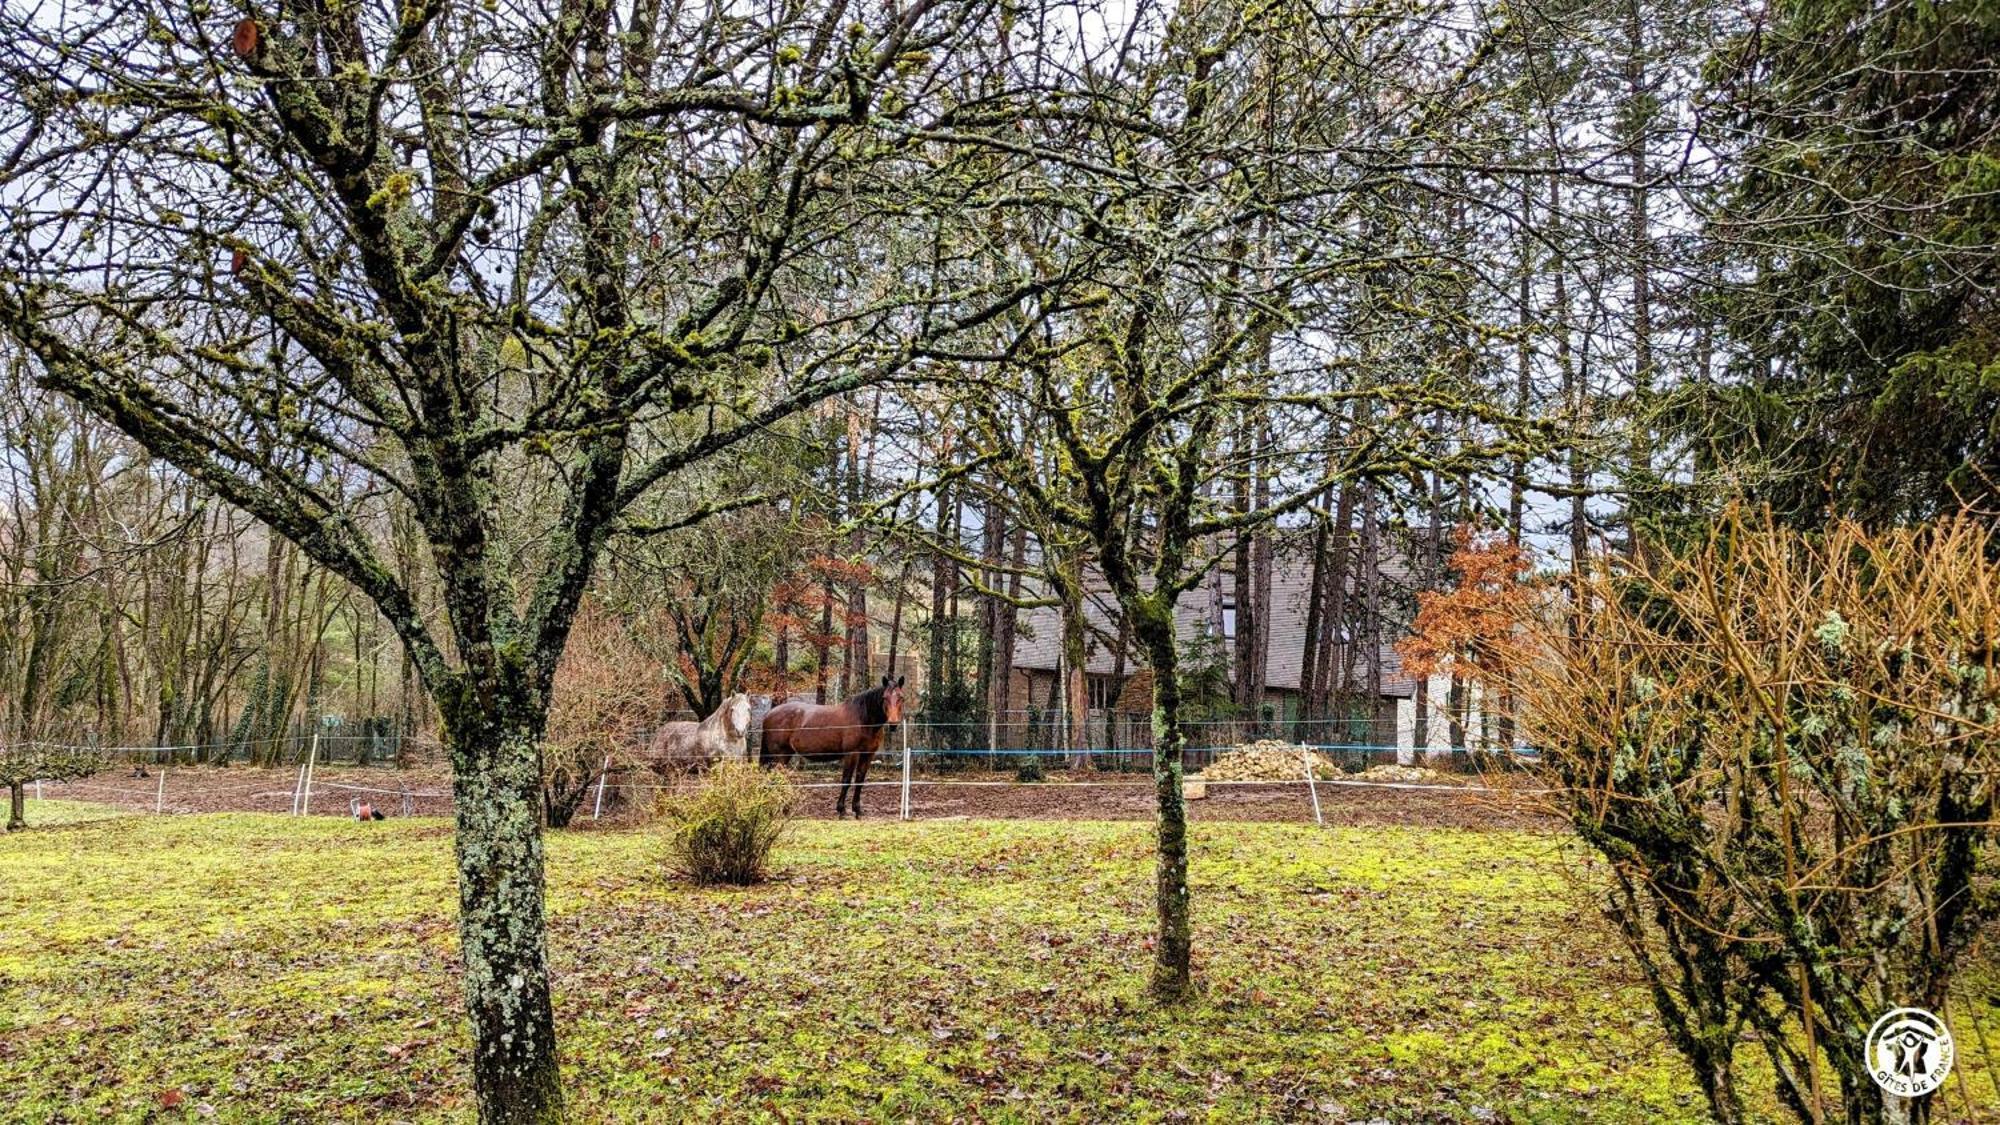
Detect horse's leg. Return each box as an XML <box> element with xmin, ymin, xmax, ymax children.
<box><xmin>844</xmin><ymin>748</ymin><xmax>876</xmax><ymax>820</ymax></box>
<box><xmin>835</xmin><ymin>755</ymin><xmax>854</xmax><ymax>818</ymax></box>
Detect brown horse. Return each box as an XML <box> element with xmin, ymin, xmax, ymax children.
<box><xmin>759</xmin><ymin>675</ymin><xmax>905</xmax><ymax>817</ymax></box>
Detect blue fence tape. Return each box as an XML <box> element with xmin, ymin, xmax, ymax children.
<box><xmin>898</xmin><ymin>743</ymin><xmax>1540</xmax><ymax>757</ymax></box>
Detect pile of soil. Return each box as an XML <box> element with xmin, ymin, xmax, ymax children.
<box><xmin>1194</xmin><ymin>740</ymin><xmax>1343</xmax><ymax>781</ymax></box>
<box><xmin>1354</xmin><ymin>764</ymin><xmax>1466</xmax><ymax>786</ymax></box>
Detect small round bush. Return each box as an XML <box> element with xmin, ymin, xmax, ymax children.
<box><xmin>1014</xmin><ymin>753</ymin><xmax>1046</xmax><ymax>782</ymax></box>
<box><xmin>655</xmin><ymin>763</ymin><xmax>798</xmax><ymax>885</ymax></box>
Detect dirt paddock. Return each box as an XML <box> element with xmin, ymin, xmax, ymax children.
<box><xmin>783</xmin><ymin>772</ymin><xmax>1555</xmax><ymax>829</ymax></box>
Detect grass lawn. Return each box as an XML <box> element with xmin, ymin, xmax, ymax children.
<box><xmin>2</xmin><ymin>812</ymin><xmax>1995</xmax><ymax>1123</ymax></box>
<box><xmin>8</xmin><ymin>797</ymin><xmax>136</xmax><ymax>827</ymax></box>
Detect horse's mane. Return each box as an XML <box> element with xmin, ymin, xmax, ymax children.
<box><xmin>697</xmin><ymin>694</ymin><xmax>748</xmax><ymax>736</ymax></box>
<box><xmin>847</xmin><ymin>683</ymin><xmax>890</xmax><ymax>726</ymax></box>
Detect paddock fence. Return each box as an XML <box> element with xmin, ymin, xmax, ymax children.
<box><xmin>6</xmin><ymin>720</ymin><xmax>1549</xmax><ymax>831</ymax></box>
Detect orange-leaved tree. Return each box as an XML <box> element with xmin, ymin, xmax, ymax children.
<box><xmin>1396</xmin><ymin>527</ymin><xmax>1538</xmax><ymax>749</ymax></box>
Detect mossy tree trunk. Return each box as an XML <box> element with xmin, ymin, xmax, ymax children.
<box><xmin>1049</xmin><ymin>558</ymin><xmax>1093</xmax><ymax>769</ymax></box>
<box><xmin>1130</xmin><ymin>593</ymin><xmax>1192</xmax><ymax>1000</ymax></box>
<box><xmin>439</xmin><ymin>663</ymin><xmax>564</xmax><ymax>1124</ymax></box>
<box><xmin>6</xmin><ymin>780</ymin><xmax>24</xmax><ymax>831</ymax></box>
<box><xmin>413</xmin><ymin>427</ymin><xmax>625</xmax><ymax>1124</ymax></box>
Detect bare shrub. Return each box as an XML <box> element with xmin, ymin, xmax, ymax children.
<box><xmin>655</xmin><ymin>763</ymin><xmax>798</xmax><ymax>885</ymax></box>
<box><xmin>1416</xmin><ymin>512</ymin><xmax>2000</xmax><ymax>1124</ymax></box>
<box><xmin>542</xmin><ymin>602</ymin><xmax>662</xmax><ymax>828</ymax></box>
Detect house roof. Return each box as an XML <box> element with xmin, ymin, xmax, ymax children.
<box><xmin>1010</xmin><ymin>541</ymin><xmax>1420</xmax><ymax>698</ymax></box>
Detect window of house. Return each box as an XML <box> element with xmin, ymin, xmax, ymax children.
<box><xmin>1221</xmin><ymin>599</ymin><xmax>1237</xmax><ymax>640</ymax></box>
<box><xmin>1088</xmin><ymin>675</ymin><xmax>1116</xmax><ymax>711</ymax></box>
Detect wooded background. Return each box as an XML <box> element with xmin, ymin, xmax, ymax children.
<box><xmin>4</xmin><ymin>0</ymin><xmax>1990</xmax><ymax>765</ymax></box>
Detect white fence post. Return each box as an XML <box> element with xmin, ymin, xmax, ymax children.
<box><xmin>900</xmin><ymin>721</ymin><xmax>912</xmax><ymax>821</ymax></box>
<box><xmin>298</xmin><ymin>731</ymin><xmax>320</xmax><ymax>816</ymax></box>
<box><xmin>592</xmin><ymin>755</ymin><xmax>611</xmax><ymax>821</ymax></box>
<box><xmin>155</xmin><ymin>767</ymin><xmax>168</xmax><ymax>814</ymax></box>
<box><xmin>1302</xmin><ymin>748</ymin><xmax>1324</xmax><ymax>828</ymax></box>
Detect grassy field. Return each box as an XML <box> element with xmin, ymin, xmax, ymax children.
<box><xmin>7</xmin><ymin>797</ymin><xmax>137</xmax><ymax>827</ymax></box>
<box><xmin>2</xmin><ymin>807</ymin><xmax>1995</xmax><ymax>1123</ymax></box>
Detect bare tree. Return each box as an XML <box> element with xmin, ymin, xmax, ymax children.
<box><xmin>945</xmin><ymin>0</ymin><xmax>1547</xmax><ymax>997</ymax></box>
<box><xmin>0</xmin><ymin>741</ymin><xmax>107</xmax><ymax>831</ymax></box>
<box><xmin>0</xmin><ymin>2</ymin><xmax>1049</xmax><ymax>1118</ymax></box>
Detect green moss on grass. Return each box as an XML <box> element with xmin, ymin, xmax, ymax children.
<box><xmin>2</xmin><ymin>815</ymin><xmax>1996</xmax><ymax>1122</ymax></box>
